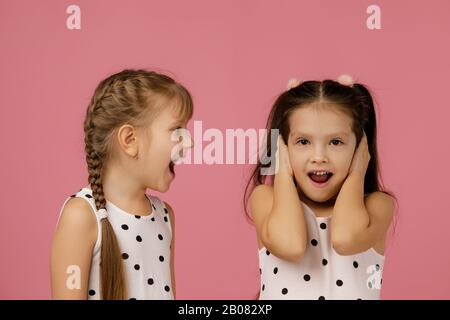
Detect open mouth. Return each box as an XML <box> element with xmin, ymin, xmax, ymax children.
<box><xmin>308</xmin><ymin>170</ymin><xmax>333</xmax><ymax>185</ymax></box>
<box><xmin>169</xmin><ymin>161</ymin><xmax>175</xmax><ymax>175</ymax></box>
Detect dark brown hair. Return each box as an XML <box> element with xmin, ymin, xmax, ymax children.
<box><xmin>244</xmin><ymin>79</ymin><xmax>397</xmax><ymax>222</ymax></box>
<box><xmin>84</xmin><ymin>69</ymin><xmax>193</xmax><ymax>299</ymax></box>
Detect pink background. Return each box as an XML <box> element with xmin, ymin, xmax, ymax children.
<box><xmin>1</xmin><ymin>0</ymin><xmax>450</xmax><ymax>299</ymax></box>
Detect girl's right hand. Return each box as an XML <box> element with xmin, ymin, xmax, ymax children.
<box><xmin>276</xmin><ymin>135</ymin><xmax>293</xmax><ymax>176</ymax></box>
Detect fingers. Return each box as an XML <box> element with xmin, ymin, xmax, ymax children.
<box><xmin>356</xmin><ymin>132</ymin><xmax>368</xmax><ymax>154</ymax></box>
<box><xmin>350</xmin><ymin>132</ymin><xmax>370</xmax><ymax>175</ymax></box>
<box><xmin>278</xmin><ymin>134</ymin><xmax>287</xmax><ymax>148</ymax></box>
<box><xmin>276</xmin><ymin>134</ymin><xmax>293</xmax><ymax>176</ymax></box>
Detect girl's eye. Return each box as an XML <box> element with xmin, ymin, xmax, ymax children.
<box><xmin>296</xmin><ymin>139</ymin><xmax>309</xmax><ymax>145</ymax></box>
<box><xmin>330</xmin><ymin>139</ymin><xmax>343</xmax><ymax>146</ymax></box>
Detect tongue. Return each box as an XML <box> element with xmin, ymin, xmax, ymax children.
<box><xmin>310</xmin><ymin>174</ymin><xmax>329</xmax><ymax>183</ymax></box>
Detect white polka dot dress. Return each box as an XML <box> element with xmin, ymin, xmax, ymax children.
<box><xmin>58</xmin><ymin>187</ymin><xmax>174</xmax><ymax>300</ymax></box>
<box><xmin>258</xmin><ymin>202</ymin><xmax>385</xmax><ymax>300</ymax></box>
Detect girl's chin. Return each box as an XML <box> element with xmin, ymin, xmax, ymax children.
<box><xmin>158</xmin><ymin>170</ymin><xmax>175</xmax><ymax>192</ymax></box>
<box><xmin>296</xmin><ymin>183</ymin><xmax>337</xmax><ymax>204</ymax></box>
<box><xmin>156</xmin><ymin>181</ymin><xmax>171</xmax><ymax>193</ymax></box>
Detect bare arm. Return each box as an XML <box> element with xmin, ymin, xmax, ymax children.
<box><xmin>165</xmin><ymin>202</ymin><xmax>176</xmax><ymax>299</ymax></box>
<box><xmin>250</xmin><ymin>136</ymin><xmax>307</xmax><ymax>262</ymax></box>
<box><xmin>50</xmin><ymin>198</ymin><xmax>97</xmax><ymax>299</ymax></box>
<box><xmin>331</xmin><ymin>134</ymin><xmax>394</xmax><ymax>255</ymax></box>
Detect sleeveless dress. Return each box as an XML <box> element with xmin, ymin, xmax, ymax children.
<box><xmin>258</xmin><ymin>201</ymin><xmax>384</xmax><ymax>300</ymax></box>
<box><xmin>57</xmin><ymin>187</ymin><xmax>174</xmax><ymax>300</ymax></box>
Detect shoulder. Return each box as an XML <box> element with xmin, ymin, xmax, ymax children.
<box><xmin>250</xmin><ymin>184</ymin><xmax>274</xmax><ymax>202</ymax></box>
<box><xmin>58</xmin><ymin>197</ymin><xmax>98</xmax><ymax>230</ymax></box>
<box><xmin>162</xmin><ymin>201</ymin><xmax>175</xmax><ymax>243</ymax></box>
<box><xmin>53</xmin><ymin>196</ymin><xmax>98</xmax><ymax>248</ymax></box>
<box><xmin>162</xmin><ymin>200</ymin><xmax>175</xmax><ymax>233</ymax></box>
<box><xmin>249</xmin><ymin>184</ymin><xmax>274</xmax><ymax>223</ymax></box>
<box><xmin>163</xmin><ymin>201</ymin><xmax>175</xmax><ymax>222</ymax></box>
<box><xmin>365</xmin><ymin>191</ymin><xmax>395</xmax><ymax>211</ymax></box>
<box><xmin>364</xmin><ymin>191</ymin><xmax>395</xmax><ymax>228</ymax></box>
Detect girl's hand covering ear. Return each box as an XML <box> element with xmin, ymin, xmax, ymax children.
<box><xmin>349</xmin><ymin>132</ymin><xmax>371</xmax><ymax>177</ymax></box>
<box><xmin>276</xmin><ymin>135</ymin><xmax>293</xmax><ymax>176</ymax></box>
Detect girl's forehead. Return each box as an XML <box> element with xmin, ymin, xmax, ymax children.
<box><xmin>151</xmin><ymin>101</ymin><xmax>188</xmax><ymax>127</ymax></box>
<box><xmin>289</xmin><ymin>105</ymin><xmax>353</xmax><ymax>135</ymax></box>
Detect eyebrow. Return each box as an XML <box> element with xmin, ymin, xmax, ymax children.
<box><xmin>290</xmin><ymin>131</ymin><xmax>351</xmax><ymax>138</ymax></box>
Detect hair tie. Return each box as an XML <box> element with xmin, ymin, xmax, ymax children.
<box><xmin>337</xmin><ymin>74</ymin><xmax>354</xmax><ymax>87</ymax></box>
<box><xmin>287</xmin><ymin>78</ymin><xmax>302</xmax><ymax>90</ymax></box>
<box><xmin>97</xmin><ymin>208</ymin><xmax>109</xmax><ymax>221</ymax></box>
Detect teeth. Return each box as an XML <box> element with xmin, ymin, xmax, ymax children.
<box><xmin>312</xmin><ymin>171</ymin><xmax>329</xmax><ymax>175</ymax></box>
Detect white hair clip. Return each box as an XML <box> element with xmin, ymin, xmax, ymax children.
<box><xmin>287</xmin><ymin>78</ymin><xmax>302</xmax><ymax>90</ymax></box>
<box><xmin>97</xmin><ymin>208</ymin><xmax>109</xmax><ymax>221</ymax></box>
<box><xmin>337</xmin><ymin>74</ymin><xmax>354</xmax><ymax>87</ymax></box>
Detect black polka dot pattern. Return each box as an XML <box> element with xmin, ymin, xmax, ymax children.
<box><xmin>257</xmin><ymin>212</ymin><xmax>385</xmax><ymax>300</ymax></box>
<box><xmin>75</xmin><ymin>190</ymin><xmax>191</xmax><ymax>299</ymax></box>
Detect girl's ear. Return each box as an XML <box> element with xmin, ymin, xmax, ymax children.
<box><xmin>117</xmin><ymin>124</ymin><xmax>139</xmax><ymax>158</ymax></box>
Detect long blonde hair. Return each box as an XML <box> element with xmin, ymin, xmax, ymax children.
<box><xmin>83</xmin><ymin>69</ymin><xmax>193</xmax><ymax>299</ymax></box>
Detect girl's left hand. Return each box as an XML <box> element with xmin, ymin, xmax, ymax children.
<box><xmin>349</xmin><ymin>132</ymin><xmax>371</xmax><ymax>177</ymax></box>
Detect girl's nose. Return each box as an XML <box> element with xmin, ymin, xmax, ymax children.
<box><xmin>182</xmin><ymin>133</ymin><xmax>194</xmax><ymax>149</ymax></box>
<box><xmin>180</xmin><ymin>134</ymin><xmax>193</xmax><ymax>159</ymax></box>
<box><xmin>311</xmin><ymin>149</ymin><xmax>328</xmax><ymax>163</ymax></box>
<box><xmin>180</xmin><ymin>129</ymin><xmax>194</xmax><ymax>149</ymax></box>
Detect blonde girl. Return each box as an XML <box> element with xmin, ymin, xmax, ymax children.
<box><xmin>51</xmin><ymin>69</ymin><xmax>193</xmax><ymax>300</ymax></box>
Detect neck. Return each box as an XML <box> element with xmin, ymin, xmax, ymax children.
<box><xmin>95</xmin><ymin>161</ymin><xmax>151</xmax><ymax>215</ymax></box>
<box><xmin>297</xmin><ymin>187</ymin><xmax>337</xmax><ymax>210</ymax></box>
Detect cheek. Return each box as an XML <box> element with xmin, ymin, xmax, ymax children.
<box><xmin>289</xmin><ymin>150</ymin><xmax>307</xmax><ymax>173</ymax></box>
<box><xmin>334</xmin><ymin>151</ymin><xmax>354</xmax><ymax>174</ymax></box>
<box><xmin>145</xmin><ymin>141</ymin><xmax>171</xmax><ymax>166</ymax></box>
